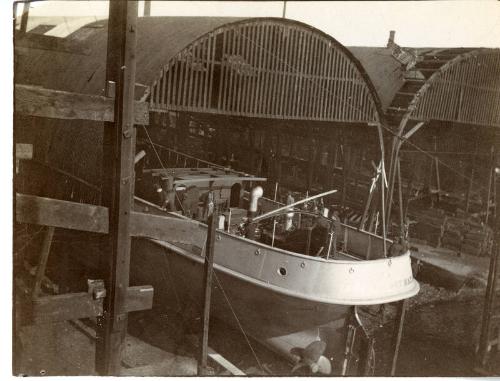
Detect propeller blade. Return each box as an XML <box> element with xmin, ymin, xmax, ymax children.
<box><xmin>302</xmin><ymin>340</ymin><xmax>327</xmax><ymax>363</ymax></box>
<box><xmin>316</xmin><ymin>355</ymin><xmax>332</xmax><ymax>375</ymax></box>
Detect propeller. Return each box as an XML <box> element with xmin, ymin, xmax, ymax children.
<box><xmin>291</xmin><ymin>340</ymin><xmax>332</xmax><ymax>375</ymax></box>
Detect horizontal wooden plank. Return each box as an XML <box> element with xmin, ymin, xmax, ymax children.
<box><xmin>207</xmin><ymin>347</ymin><xmax>245</xmax><ymax>375</ymax></box>
<box><xmin>171</xmin><ymin>176</ymin><xmax>267</xmax><ymax>185</ymax></box>
<box><xmin>15</xmin><ymin>194</ymin><xmax>207</xmax><ymax>247</ymax></box>
<box><xmin>16</xmin><ymin>143</ymin><xmax>33</xmax><ymax>160</ymax></box>
<box><xmin>29</xmin><ymin>292</ymin><xmax>104</xmax><ymax>325</ymax></box>
<box><xmin>17</xmin><ymin>286</ymin><xmax>153</xmax><ymax>325</ymax></box>
<box><xmin>16</xmin><ymin>193</ymin><xmax>109</xmax><ymax>233</ymax></box>
<box><xmin>15</xmin><ymin>84</ymin><xmax>149</xmax><ymax>125</ymax></box>
<box><xmin>130</xmin><ymin>211</ymin><xmax>207</xmax><ymax>246</ymax></box>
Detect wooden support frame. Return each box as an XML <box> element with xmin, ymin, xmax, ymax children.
<box><xmin>390</xmin><ymin>299</ymin><xmax>408</xmax><ymax>376</ymax></box>
<box><xmin>16</xmin><ymin>282</ymin><xmax>152</xmax><ymax>326</ymax></box>
<box><xmin>95</xmin><ymin>0</ymin><xmax>139</xmax><ymax>375</ymax></box>
<box><xmin>16</xmin><ymin>193</ymin><xmax>109</xmax><ymax>233</ymax></box>
<box><xmin>15</xmin><ymin>84</ymin><xmax>149</xmax><ymax>125</ymax></box>
<box><xmin>198</xmin><ymin>211</ymin><xmax>218</xmax><ymax>375</ymax></box>
<box><xmin>15</xmin><ymin>193</ymin><xmax>207</xmax><ymax>245</ymax></box>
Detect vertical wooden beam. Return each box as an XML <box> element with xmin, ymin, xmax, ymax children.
<box><xmin>32</xmin><ymin>226</ymin><xmax>55</xmax><ymax>299</ymax></box>
<box><xmin>95</xmin><ymin>0</ymin><xmax>138</xmax><ymax>375</ymax></box>
<box><xmin>397</xmin><ymin>158</ymin><xmax>404</xmax><ymax>238</ymax></box>
<box><xmin>307</xmin><ymin>136</ymin><xmax>316</xmax><ymax>191</ymax></box>
<box><xmin>143</xmin><ymin>0</ymin><xmax>151</xmax><ymax>16</ymax></box>
<box><xmin>476</xmin><ymin>132</ymin><xmax>500</xmax><ymax>370</ymax></box>
<box><xmin>465</xmin><ymin>135</ymin><xmax>478</xmax><ymax>213</ymax></box>
<box><xmin>390</xmin><ymin>299</ymin><xmax>408</xmax><ymax>376</ymax></box>
<box><xmin>485</xmin><ymin>145</ymin><xmax>495</xmax><ymax>225</ymax></box>
<box><xmin>198</xmin><ymin>211</ymin><xmax>218</xmax><ymax>375</ymax></box>
<box><xmin>20</xmin><ymin>1</ymin><xmax>30</xmax><ymax>33</ymax></box>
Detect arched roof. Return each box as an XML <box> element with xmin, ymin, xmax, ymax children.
<box><xmin>351</xmin><ymin>47</ymin><xmax>500</xmax><ymax>132</ymax></box>
<box><xmin>16</xmin><ymin>16</ymin><xmax>384</xmax><ymax>125</ymax></box>
<box><xmin>395</xmin><ymin>48</ymin><xmax>500</xmax><ymax>130</ymax></box>
<box><xmin>16</xmin><ymin>17</ymin><xmax>246</xmax><ymax>96</ymax></box>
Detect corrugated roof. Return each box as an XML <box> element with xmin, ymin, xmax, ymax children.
<box><xmin>16</xmin><ymin>16</ymin><xmax>246</xmax><ymax>96</ymax></box>
<box><xmin>347</xmin><ymin>47</ymin><xmax>405</xmax><ymax>111</ymax></box>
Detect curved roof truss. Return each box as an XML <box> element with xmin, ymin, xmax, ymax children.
<box><xmin>388</xmin><ymin>48</ymin><xmax>500</xmax><ymax>138</ymax></box>
<box><xmin>148</xmin><ymin>18</ymin><xmax>382</xmax><ymax>124</ymax></box>
<box><xmin>385</xmin><ymin>48</ymin><xmax>500</xmax><ymax>222</ymax></box>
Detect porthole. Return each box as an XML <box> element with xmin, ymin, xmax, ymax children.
<box><xmin>278</xmin><ymin>267</ymin><xmax>287</xmax><ymax>276</ymax></box>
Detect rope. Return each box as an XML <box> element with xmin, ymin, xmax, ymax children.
<box><xmin>212</xmin><ymin>270</ymin><xmax>266</xmax><ymax>373</ymax></box>
<box><xmin>141</xmin><ymin>124</ymin><xmax>166</xmax><ymax>170</ymax></box>
<box><xmin>141</xmin><ymin>125</ymin><xmax>185</xmax><ymax>213</ymax></box>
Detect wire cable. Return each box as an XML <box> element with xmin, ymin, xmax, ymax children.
<box><xmin>212</xmin><ymin>270</ymin><xmax>266</xmax><ymax>373</ymax></box>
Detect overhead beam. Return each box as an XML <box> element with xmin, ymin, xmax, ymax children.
<box><xmin>14</xmin><ymin>84</ymin><xmax>149</xmax><ymax>125</ymax></box>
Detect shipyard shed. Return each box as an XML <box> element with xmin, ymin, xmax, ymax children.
<box><xmin>15</xmin><ymin>16</ymin><xmax>390</xmax><ymax>222</ymax></box>
<box><xmin>13</xmin><ymin>7</ymin><xmax>500</xmax><ymax>377</ymax></box>
<box><xmin>351</xmin><ymin>42</ymin><xmax>500</xmax><ymax>242</ymax></box>
<box><xmin>14</xmin><ymin>13</ymin><xmax>411</xmax><ymax>377</ymax></box>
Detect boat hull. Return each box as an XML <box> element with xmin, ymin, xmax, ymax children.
<box><xmin>130</xmin><ymin>237</ymin><xmax>350</xmax><ymax>341</ymax></box>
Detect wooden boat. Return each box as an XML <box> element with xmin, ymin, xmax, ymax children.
<box><xmin>127</xmin><ymin>164</ymin><xmax>419</xmax><ymax>373</ymax></box>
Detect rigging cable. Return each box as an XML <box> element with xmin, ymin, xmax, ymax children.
<box><xmin>141</xmin><ymin>124</ymin><xmax>186</xmax><ymax>213</ymax></box>
<box><xmin>212</xmin><ymin>270</ymin><xmax>266</xmax><ymax>373</ymax></box>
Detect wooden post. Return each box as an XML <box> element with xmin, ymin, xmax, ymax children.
<box><xmin>476</xmin><ymin>139</ymin><xmax>499</xmax><ymax>370</ymax></box>
<box><xmin>95</xmin><ymin>0</ymin><xmax>138</xmax><ymax>375</ymax></box>
<box><xmin>341</xmin><ymin>143</ymin><xmax>351</xmax><ymax>211</ymax></box>
<box><xmin>485</xmin><ymin>145</ymin><xmax>494</xmax><ymax>225</ymax></box>
<box><xmin>32</xmin><ymin>226</ymin><xmax>55</xmax><ymax>299</ymax></box>
<box><xmin>307</xmin><ymin>138</ymin><xmax>316</xmax><ymax>192</ymax></box>
<box><xmin>397</xmin><ymin>158</ymin><xmax>404</xmax><ymax>238</ymax></box>
<box><xmin>20</xmin><ymin>1</ymin><xmax>29</xmax><ymax>34</ymax></box>
<box><xmin>198</xmin><ymin>211</ymin><xmax>218</xmax><ymax>375</ymax></box>
<box><xmin>143</xmin><ymin>0</ymin><xmax>151</xmax><ymax>16</ymax></box>
<box><xmin>390</xmin><ymin>299</ymin><xmax>408</xmax><ymax>376</ymax></box>
<box><xmin>465</xmin><ymin>136</ymin><xmax>478</xmax><ymax>213</ymax></box>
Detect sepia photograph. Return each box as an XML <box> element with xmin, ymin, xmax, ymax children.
<box><xmin>10</xmin><ymin>0</ymin><xmax>500</xmax><ymax>377</ymax></box>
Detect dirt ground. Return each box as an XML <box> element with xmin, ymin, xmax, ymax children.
<box><xmin>124</xmin><ymin>282</ymin><xmax>498</xmax><ymax>376</ymax></box>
